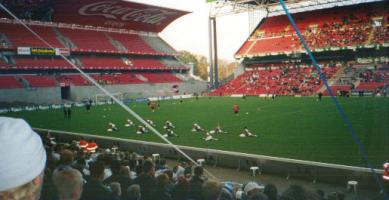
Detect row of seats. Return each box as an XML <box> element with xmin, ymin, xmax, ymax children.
<box><xmin>236</xmin><ymin>3</ymin><xmax>388</xmax><ymax>56</ymax></box>
<box><xmin>1</xmin><ymin>56</ymin><xmax>186</xmax><ymax>70</ymax></box>
<box><xmin>0</xmin><ymin>23</ymin><xmax>176</xmax><ymax>55</ymax></box>
<box><xmin>0</xmin><ymin>73</ymin><xmax>183</xmax><ymax>88</ymax></box>
<box><xmin>210</xmin><ymin>65</ymin><xmax>339</xmax><ymax>96</ymax></box>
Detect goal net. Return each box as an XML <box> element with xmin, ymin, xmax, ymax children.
<box><xmin>94</xmin><ymin>92</ymin><xmax>124</xmax><ymax>103</ymax></box>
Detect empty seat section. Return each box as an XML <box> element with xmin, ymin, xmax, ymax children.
<box><xmin>236</xmin><ymin>40</ymin><xmax>253</xmax><ymax>55</ymax></box>
<box><xmin>0</xmin><ymin>23</ymin><xmax>63</xmax><ymax>48</ymax></box>
<box><xmin>109</xmin><ymin>33</ymin><xmax>157</xmax><ymax>54</ymax></box>
<box><xmin>140</xmin><ymin>73</ymin><xmax>182</xmax><ymax>83</ymax></box>
<box><xmin>0</xmin><ymin>76</ymin><xmax>23</xmax><ymax>89</ymax></box>
<box><xmin>357</xmin><ymin>82</ymin><xmax>386</xmax><ymax>90</ymax></box>
<box><xmin>59</xmin><ymin>28</ymin><xmax>116</xmax><ymax>51</ymax></box>
<box><xmin>77</xmin><ymin>56</ymin><xmax>129</xmax><ymax>69</ymax></box>
<box><xmin>115</xmin><ymin>74</ymin><xmax>144</xmax><ymax>84</ymax></box>
<box><xmin>141</xmin><ymin>36</ymin><xmax>176</xmax><ymax>54</ymax></box>
<box><xmin>249</xmin><ymin>37</ymin><xmax>299</xmax><ymax>54</ymax></box>
<box><xmin>14</xmin><ymin>57</ymin><xmax>71</xmax><ymax>69</ymax></box>
<box><xmin>129</xmin><ymin>57</ymin><xmax>166</xmax><ymax>69</ymax></box>
<box><xmin>23</xmin><ymin>75</ymin><xmax>57</xmax><ymax>87</ymax></box>
<box><xmin>56</xmin><ymin>74</ymin><xmax>90</xmax><ymax>86</ymax></box>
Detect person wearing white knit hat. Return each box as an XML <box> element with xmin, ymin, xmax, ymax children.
<box><xmin>0</xmin><ymin>117</ymin><xmax>47</xmax><ymax>200</ymax></box>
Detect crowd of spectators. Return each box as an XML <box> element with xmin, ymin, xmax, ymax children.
<box><xmin>213</xmin><ymin>64</ymin><xmax>338</xmax><ymax>96</ymax></box>
<box><xmin>2</xmin><ymin>117</ymin><xmax>387</xmax><ymax>200</ymax></box>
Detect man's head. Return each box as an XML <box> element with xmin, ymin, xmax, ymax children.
<box><xmin>0</xmin><ymin>117</ymin><xmax>47</xmax><ymax>199</ymax></box>
<box><xmin>59</xmin><ymin>149</ymin><xmax>74</xmax><ymax>166</ymax></box>
<box><xmin>194</xmin><ymin>166</ymin><xmax>204</xmax><ymax>177</ymax></box>
<box><xmin>89</xmin><ymin>161</ymin><xmax>105</xmax><ymax>180</ymax></box>
<box><xmin>142</xmin><ymin>160</ymin><xmax>155</xmax><ymax>176</ymax></box>
<box><xmin>244</xmin><ymin>182</ymin><xmax>265</xmax><ymax>198</ymax></box>
<box><xmin>52</xmin><ymin>167</ymin><xmax>83</xmax><ymax>200</ymax></box>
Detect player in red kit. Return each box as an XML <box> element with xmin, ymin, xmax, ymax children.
<box><xmin>233</xmin><ymin>103</ymin><xmax>239</xmax><ymax>115</ymax></box>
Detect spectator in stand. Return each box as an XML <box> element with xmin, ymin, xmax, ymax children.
<box><xmin>134</xmin><ymin>160</ymin><xmax>156</xmax><ymax>200</ymax></box>
<box><xmin>250</xmin><ymin>193</ymin><xmax>268</xmax><ymax>200</ymax></box>
<box><xmin>152</xmin><ymin>173</ymin><xmax>173</xmax><ymax>200</ymax></box>
<box><xmin>263</xmin><ymin>184</ymin><xmax>278</xmax><ymax>200</ymax></box>
<box><xmin>104</xmin><ymin>160</ymin><xmax>133</xmax><ymax>193</ymax></box>
<box><xmin>123</xmin><ymin>184</ymin><xmax>141</xmax><ymax>200</ymax></box>
<box><xmin>81</xmin><ymin>161</ymin><xmax>116</xmax><ymax>200</ymax></box>
<box><xmin>56</xmin><ymin>149</ymin><xmax>75</xmax><ymax>169</ymax></box>
<box><xmin>0</xmin><ymin>117</ymin><xmax>46</xmax><ymax>200</ymax></box>
<box><xmin>172</xmin><ymin>176</ymin><xmax>190</xmax><ymax>200</ymax></box>
<box><xmin>242</xmin><ymin>182</ymin><xmax>265</xmax><ymax>200</ymax></box>
<box><xmin>52</xmin><ymin>167</ymin><xmax>84</xmax><ymax>200</ymax></box>
<box><xmin>279</xmin><ymin>184</ymin><xmax>319</xmax><ymax>200</ymax></box>
<box><xmin>188</xmin><ymin>166</ymin><xmax>206</xmax><ymax>200</ymax></box>
<box><xmin>109</xmin><ymin>182</ymin><xmax>122</xmax><ymax>200</ymax></box>
<box><xmin>202</xmin><ymin>180</ymin><xmax>222</xmax><ymax>200</ymax></box>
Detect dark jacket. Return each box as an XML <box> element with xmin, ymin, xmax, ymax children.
<box><xmin>81</xmin><ymin>179</ymin><xmax>116</xmax><ymax>200</ymax></box>
<box><xmin>188</xmin><ymin>175</ymin><xmax>204</xmax><ymax>200</ymax></box>
<box><xmin>134</xmin><ymin>173</ymin><xmax>157</xmax><ymax>200</ymax></box>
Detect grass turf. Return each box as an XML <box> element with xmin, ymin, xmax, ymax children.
<box><xmin>2</xmin><ymin>96</ymin><xmax>388</xmax><ymax>167</ymax></box>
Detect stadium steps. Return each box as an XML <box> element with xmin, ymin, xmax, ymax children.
<box><xmin>53</xmin><ymin>27</ymin><xmax>76</xmax><ymax>49</ymax></box>
<box><xmin>0</xmin><ymin>33</ymin><xmax>11</xmax><ymax>46</ymax></box>
<box><xmin>160</xmin><ymin>58</ymin><xmax>184</xmax><ymax>68</ymax></box>
<box><xmin>141</xmin><ymin>36</ymin><xmax>176</xmax><ymax>54</ymax></box>
<box><xmin>366</xmin><ymin>26</ymin><xmax>376</xmax><ymax>45</ymax></box>
<box><xmin>104</xmin><ymin>32</ymin><xmax>127</xmax><ymax>52</ymax></box>
<box><xmin>15</xmin><ymin>76</ymin><xmax>31</xmax><ymax>89</ymax></box>
<box><xmin>135</xmin><ymin>74</ymin><xmax>148</xmax><ymax>82</ymax></box>
<box><xmin>243</xmin><ymin>39</ymin><xmax>258</xmax><ymax>55</ymax></box>
<box><xmin>317</xmin><ymin>66</ymin><xmax>345</xmax><ymax>93</ymax></box>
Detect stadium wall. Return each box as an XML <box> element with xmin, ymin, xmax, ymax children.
<box><xmin>0</xmin><ymin>87</ymin><xmax>61</xmax><ymax>104</ymax></box>
<box><xmin>69</xmin><ymin>81</ymin><xmax>207</xmax><ymax>101</ymax></box>
<box><xmin>36</xmin><ymin>128</ymin><xmax>384</xmax><ymax>188</ymax></box>
<box><xmin>0</xmin><ymin>81</ymin><xmax>207</xmax><ymax>104</ymax></box>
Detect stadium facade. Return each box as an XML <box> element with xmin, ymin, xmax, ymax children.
<box><xmin>211</xmin><ymin>1</ymin><xmax>388</xmax><ymax>97</ymax></box>
<box><xmin>0</xmin><ymin>0</ymin><xmax>207</xmax><ymax>104</ymax></box>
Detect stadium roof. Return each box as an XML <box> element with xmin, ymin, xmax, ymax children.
<box><xmin>211</xmin><ymin>0</ymin><xmax>385</xmax><ymax>16</ymax></box>
<box><xmin>0</xmin><ymin>0</ymin><xmax>189</xmax><ymax>33</ymax></box>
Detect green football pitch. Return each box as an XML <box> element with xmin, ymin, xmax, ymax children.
<box><xmin>2</xmin><ymin>96</ymin><xmax>388</xmax><ymax>167</ymax></box>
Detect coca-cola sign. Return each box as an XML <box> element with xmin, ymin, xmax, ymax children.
<box><xmin>52</xmin><ymin>0</ymin><xmax>189</xmax><ymax>32</ymax></box>
<box><xmin>78</xmin><ymin>1</ymin><xmax>178</xmax><ymax>25</ymax></box>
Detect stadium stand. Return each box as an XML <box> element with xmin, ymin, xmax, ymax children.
<box><xmin>0</xmin><ymin>23</ymin><xmax>64</xmax><ymax>48</ymax></box>
<box><xmin>108</xmin><ymin>32</ymin><xmax>158</xmax><ymax>54</ymax></box>
<box><xmin>0</xmin><ymin>76</ymin><xmax>23</xmax><ymax>89</ymax></box>
<box><xmin>59</xmin><ymin>28</ymin><xmax>117</xmax><ymax>52</ymax></box>
<box><xmin>140</xmin><ymin>72</ymin><xmax>182</xmax><ymax>83</ymax></box>
<box><xmin>0</xmin><ymin>2</ymin><xmax>190</xmax><ymax>92</ymax></box>
<box><xmin>14</xmin><ymin>56</ymin><xmax>71</xmax><ymax>69</ymax></box>
<box><xmin>77</xmin><ymin>56</ymin><xmax>129</xmax><ymax>70</ymax></box>
<box><xmin>22</xmin><ymin>75</ymin><xmax>57</xmax><ymax>87</ymax></box>
<box><xmin>236</xmin><ymin>3</ymin><xmax>388</xmax><ymax>56</ymax></box>
<box><xmin>221</xmin><ymin>2</ymin><xmax>388</xmax><ymax>97</ymax></box>
<box><xmin>212</xmin><ymin>64</ymin><xmax>339</xmax><ymax>96</ymax></box>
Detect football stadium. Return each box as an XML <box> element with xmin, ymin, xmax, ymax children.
<box><xmin>0</xmin><ymin>0</ymin><xmax>388</xmax><ymax>200</ymax></box>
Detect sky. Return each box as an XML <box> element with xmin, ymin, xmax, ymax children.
<box><xmin>130</xmin><ymin>0</ymin><xmax>259</xmax><ymax>61</ymax></box>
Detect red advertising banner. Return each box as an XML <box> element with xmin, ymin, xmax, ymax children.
<box><xmin>53</xmin><ymin>0</ymin><xmax>189</xmax><ymax>32</ymax></box>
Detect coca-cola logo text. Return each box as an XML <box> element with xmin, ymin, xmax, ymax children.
<box><xmin>78</xmin><ymin>1</ymin><xmax>178</xmax><ymax>25</ymax></box>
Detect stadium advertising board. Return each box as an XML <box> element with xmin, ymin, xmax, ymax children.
<box><xmin>17</xmin><ymin>47</ymin><xmax>31</xmax><ymax>55</ymax></box>
<box><xmin>53</xmin><ymin>0</ymin><xmax>189</xmax><ymax>32</ymax></box>
<box><xmin>17</xmin><ymin>47</ymin><xmax>70</xmax><ymax>56</ymax></box>
<box><xmin>31</xmin><ymin>47</ymin><xmax>56</xmax><ymax>56</ymax></box>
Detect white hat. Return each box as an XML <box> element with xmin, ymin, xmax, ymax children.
<box><xmin>0</xmin><ymin>117</ymin><xmax>47</xmax><ymax>192</ymax></box>
<box><xmin>244</xmin><ymin>181</ymin><xmax>264</xmax><ymax>195</ymax></box>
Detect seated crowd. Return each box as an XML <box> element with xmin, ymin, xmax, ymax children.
<box><xmin>212</xmin><ymin>64</ymin><xmax>338</xmax><ymax>96</ymax></box>
<box><xmin>0</xmin><ymin>117</ymin><xmax>373</xmax><ymax>200</ymax></box>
